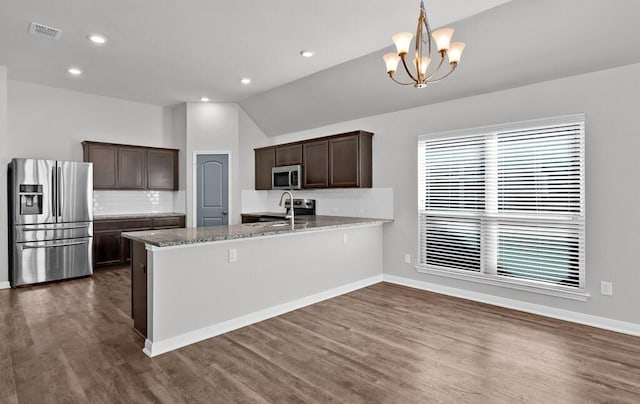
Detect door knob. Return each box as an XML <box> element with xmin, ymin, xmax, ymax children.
<box><xmin>223</xmin><ymin>211</ymin><xmax>228</xmax><ymax>215</ymax></box>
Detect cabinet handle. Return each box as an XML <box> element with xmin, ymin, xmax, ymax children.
<box><xmin>140</xmin><ymin>264</ymin><xmax>146</xmax><ymax>274</ymax></box>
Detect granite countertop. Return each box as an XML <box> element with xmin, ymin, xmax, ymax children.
<box><xmin>94</xmin><ymin>212</ymin><xmax>186</xmax><ymax>220</ymax></box>
<box><xmin>122</xmin><ymin>215</ymin><xmax>391</xmax><ymax>247</ymax></box>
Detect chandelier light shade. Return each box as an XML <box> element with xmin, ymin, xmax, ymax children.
<box><xmin>383</xmin><ymin>0</ymin><xmax>465</xmax><ymax>88</ymax></box>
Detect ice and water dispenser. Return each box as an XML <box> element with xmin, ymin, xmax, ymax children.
<box><xmin>18</xmin><ymin>184</ymin><xmax>43</xmax><ymax>215</ymax></box>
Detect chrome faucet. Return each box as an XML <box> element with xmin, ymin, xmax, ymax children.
<box><xmin>279</xmin><ymin>190</ymin><xmax>294</xmax><ymax>229</ymax></box>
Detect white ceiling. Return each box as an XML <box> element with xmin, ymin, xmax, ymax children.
<box><xmin>4</xmin><ymin>0</ymin><xmax>639</xmax><ymax>137</ymax></box>
<box><xmin>241</xmin><ymin>0</ymin><xmax>640</xmax><ymax>135</ymax></box>
<box><xmin>0</xmin><ymin>0</ymin><xmax>509</xmax><ymax>106</ymax></box>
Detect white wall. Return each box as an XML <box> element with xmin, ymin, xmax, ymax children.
<box><xmin>239</xmin><ymin>108</ymin><xmax>269</xmax><ymax>191</ymax></box>
<box><xmin>0</xmin><ymin>67</ymin><xmax>8</xmax><ymax>285</ymax></box>
<box><xmin>171</xmin><ymin>103</ymin><xmax>188</xmax><ymax>213</ymax></box>
<box><xmin>1</xmin><ymin>80</ymin><xmax>183</xmax><ymax>283</ymax></box>
<box><xmin>7</xmin><ymin>80</ymin><xmax>175</xmax><ymax>161</ymax></box>
<box><xmin>185</xmin><ymin>103</ymin><xmax>240</xmax><ymax>226</ymax></box>
<box><xmin>253</xmin><ymin>63</ymin><xmax>640</xmax><ymax>325</ymax></box>
<box><xmin>146</xmin><ymin>224</ymin><xmax>383</xmax><ymax>355</ymax></box>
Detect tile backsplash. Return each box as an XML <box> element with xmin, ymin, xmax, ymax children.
<box><xmin>93</xmin><ymin>190</ymin><xmax>179</xmax><ymax>215</ymax></box>
<box><xmin>241</xmin><ymin>188</ymin><xmax>394</xmax><ymax>219</ymax></box>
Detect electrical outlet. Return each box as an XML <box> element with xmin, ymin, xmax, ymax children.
<box><xmin>343</xmin><ymin>233</ymin><xmax>348</xmax><ymax>244</ymax></box>
<box><xmin>228</xmin><ymin>249</ymin><xmax>238</xmax><ymax>263</ymax></box>
<box><xmin>404</xmin><ymin>254</ymin><xmax>411</xmax><ymax>264</ymax></box>
<box><xmin>600</xmin><ymin>281</ymin><xmax>613</xmax><ymax>296</ymax></box>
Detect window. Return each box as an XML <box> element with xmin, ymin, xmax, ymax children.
<box><xmin>418</xmin><ymin>115</ymin><xmax>585</xmax><ymax>299</ymax></box>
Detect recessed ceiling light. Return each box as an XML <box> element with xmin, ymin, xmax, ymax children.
<box><xmin>68</xmin><ymin>67</ymin><xmax>83</xmax><ymax>76</ymax></box>
<box><xmin>300</xmin><ymin>50</ymin><xmax>314</xmax><ymax>58</ymax></box>
<box><xmin>240</xmin><ymin>78</ymin><xmax>252</xmax><ymax>85</ymax></box>
<box><xmin>200</xmin><ymin>97</ymin><xmax>210</xmax><ymax>102</ymax></box>
<box><xmin>88</xmin><ymin>34</ymin><xmax>107</xmax><ymax>44</ymax></box>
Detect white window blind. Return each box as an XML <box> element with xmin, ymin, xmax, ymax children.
<box><xmin>418</xmin><ymin>115</ymin><xmax>585</xmax><ymax>293</ymax></box>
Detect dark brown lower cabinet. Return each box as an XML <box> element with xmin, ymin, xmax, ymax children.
<box><xmin>93</xmin><ymin>215</ymin><xmax>184</xmax><ymax>269</ymax></box>
<box><xmin>94</xmin><ymin>231</ymin><xmax>124</xmax><ymax>266</ymax></box>
<box><xmin>122</xmin><ymin>236</ymin><xmax>133</xmax><ymax>265</ymax></box>
<box><xmin>131</xmin><ymin>240</ymin><xmax>147</xmax><ymax>337</ymax></box>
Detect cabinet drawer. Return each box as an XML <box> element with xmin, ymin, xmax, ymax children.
<box><xmin>241</xmin><ymin>214</ymin><xmax>261</xmax><ymax>224</ymax></box>
<box><xmin>94</xmin><ymin>218</ymin><xmax>153</xmax><ymax>231</ymax></box>
<box><xmin>152</xmin><ymin>216</ymin><xmax>185</xmax><ymax>229</ymax></box>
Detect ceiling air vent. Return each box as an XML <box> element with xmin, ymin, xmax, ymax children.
<box><xmin>29</xmin><ymin>22</ymin><xmax>63</xmax><ymax>40</ymax></box>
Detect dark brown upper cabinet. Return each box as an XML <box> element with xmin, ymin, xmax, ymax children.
<box><xmin>82</xmin><ymin>141</ymin><xmax>179</xmax><ymax>190</ymax></box>
<box><xmin>329</xmin><ymin>132</ymin><xmax>372</xmax><ymax>188</ymax></box>
<box><xmin>253</xmin><ymin>130</ymin><xmax>373</xmax><ymax>190</ymax></box>
<box><xmin>85</xmin><ymin>143</ymin><xmax>118</xmax><ymax>189</ymax></box>
<box><xmin>147</xmin><ymin>149</ymin><xmax>179</xmax><ymax>190</ymax></box>
<box><xmin>303</xmin><ymin>140</ymin><xmax>329</xmax><ymax>188</ymax></box>
<box><xmin>118</xmin><ymin>147</ymin><xmax>146</xmax><ymax>189</ymax></box>
<box><xmin>254</xmin><ymin>147</ymin><xmax>275</xmax><ymax>190</ymax></box>
<box><xmin>275</xmin><ymin>144</ymin><xmax>303</xmax><ymax>167</ymax></box>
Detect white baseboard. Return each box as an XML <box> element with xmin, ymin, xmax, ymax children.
<box><xmin>144</xmin><ymin>274</ymin><xmax>384</xmax><ymax>357</ymax></box>
<box><xmin>0</xmin><ymin>281</ymin><xmax>10</xmax><ymax>290</ymax></box>
<box><xmin>383</xmin><ymin>274</ymin><xmax>640</xmax><ymax>337</ymax></box>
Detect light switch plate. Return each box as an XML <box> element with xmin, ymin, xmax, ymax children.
<box><xmin>404</xmin><ymin>254</ymin><xmax>411</xmax><ymax>264</ymax></box>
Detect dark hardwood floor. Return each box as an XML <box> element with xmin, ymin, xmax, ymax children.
<box><xmin>1</xmin><ymin>267</ymin><xmax>639</xmax><ymax>403</ymax></box>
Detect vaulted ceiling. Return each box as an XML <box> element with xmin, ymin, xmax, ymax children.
<box><xmin>2</xmin><ymin>0</ymin><xmax>640</xmax><ymax>136</ymax></box>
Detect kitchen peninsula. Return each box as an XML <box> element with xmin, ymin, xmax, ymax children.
<box><xmin>123</xmin><ymin>216</ymin><xmax>389</xmax><ymax>357</ymax></box>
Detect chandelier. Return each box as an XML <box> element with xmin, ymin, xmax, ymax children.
<box><xmin>383</xmin><ymin>0</ymin><xmax>465</xmax><ymax>88</ymax></box>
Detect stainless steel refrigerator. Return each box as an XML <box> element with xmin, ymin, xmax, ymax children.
<box><xmin>8</xmin><ymin>158</ymin><xmax>93</xmax><ymax>287</ymax></box>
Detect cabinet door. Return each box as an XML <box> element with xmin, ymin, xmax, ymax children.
<box><xmin>94</xmin><ymin>231</ymin><xmax>123</xmax><ymax>266</ymax></box>
<box><xmin>255</xmin><ymin>147</ymin><xmax>275</xmax><ymax>190</ymax></box>
<box><xmin>303</xmin><ymin>140</ymin><xmax>329</xmax><ymax>188</ymax></box>
<box><xmin>131</xmin><ymin>240</ymin><xmax>147</xmax><ymax>337</ymax></box>
<box><xmin>118</xmin><ymin>147</ymin><xmax>147</xmax><ymax>189</ymax></box>
<box><xmin>122</xmin><ymin>237</ymin><xmax>132</xmax><ymax>264</ymax></box>
<box><xmin>275</xmin><ymin>144</ymin><xmax>302</xmax><ymax>166</ymax></box>
<box><xmin>86</xmin><ymin>144</ymin><xmax>118</xmax><ymax>189</ymax></box>
<box><xmin>329</xmin><ymin>135</ymin><xmax>360</xmax><ymax>187</ymax></box>
<box><xmin>147</xmin><ymin>149</ymin><xmax>178</xmax><ymax>190</ymax></box>
<box><xmin>152</xmin><ymin>216</ymin><xmax>185</xmax><ymax>229</ymax></box>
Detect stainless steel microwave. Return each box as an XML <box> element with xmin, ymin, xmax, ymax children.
<box><xmin>272</xmin><ymin>165</ymin><xmax>302</xmax><ymax>190</ymax></box>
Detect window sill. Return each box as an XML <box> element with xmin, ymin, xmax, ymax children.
<box><xmin>415</xmin><ymin>265</ymin><xmax>591</xmax><ymax>302</ymax></box>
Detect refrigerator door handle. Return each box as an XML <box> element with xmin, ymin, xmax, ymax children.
<box><xmin>57</xmin><ymin>166</ymin><xmax>63</xmax><ymax>219</ymax></box>
<box><xmin>21</xmin><ymin>240</ymin><xmax>89</xmax><ymax>249</ymax></box>
<box><xmin>52</xmin><ymin>167</ymin><xmax>57</xmax><ymax>218</ymax></box>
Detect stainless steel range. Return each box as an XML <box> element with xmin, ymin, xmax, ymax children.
<box><xmin>284</xmin><ymin>198</ymin><xmax>316</xmax><ymax>216</ymax></box>
<box><xmin>8</xmin><ymin>158</ymin><xmax>94</xmax><ymax>287</ymax></box>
